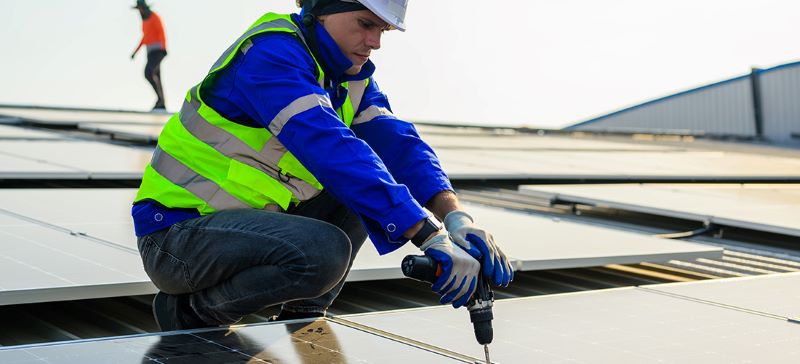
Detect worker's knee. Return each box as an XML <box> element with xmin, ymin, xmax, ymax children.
<box><xmin>297</xmin><ymin>228</ymin><xmax>352</xmax><ymax>297</ymax></box>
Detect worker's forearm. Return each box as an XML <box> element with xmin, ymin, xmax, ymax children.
<box><xmin>402</xmin><ymin>190</ymin><xmax>459</xmax><ymax>241</ymax></box>
<box><xmin>402</xmin><ymin>218</ymin><xmax>427</xmax><ymax>240</ymax></box>
<box><xmin>426</xmin><ymin>190</ymin><xmax>460</xmax><ymax>222</ymax></box>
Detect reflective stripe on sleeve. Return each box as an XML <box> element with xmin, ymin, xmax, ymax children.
<box><xmin>352</xmin><ymin>105</ymin><xmax>396</xmax><ymax>125</ymax></box>
<box><xmin>268</xmin><ymin>93</ymin><xmax>333</xmax><ymax>135</ymax></box>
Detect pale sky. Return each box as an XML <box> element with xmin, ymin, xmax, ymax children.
<box><xmin>1</xmin><ymin>1</ymin><xmax>799</xmax><ymax>128</ymax></box>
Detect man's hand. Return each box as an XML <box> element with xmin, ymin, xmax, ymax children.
<box><xmin>420</xmin><ymin>232</ymin><xmax>480</xmax><ymax>308</ymax></box>
<box><xmin>444</xmin><ymin>210</ymin><xmax>513</xmax><ymax>287</ymax></box>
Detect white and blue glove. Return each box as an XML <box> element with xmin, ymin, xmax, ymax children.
<box><xmin>421</xmin><ymin>232</ymin><xmax>481</xmax><ymax>308</ymax></box>
<box><xmin>444</xmin><ymin>210</ymin><xmax>514</xmax><ymax>287</ymax></box>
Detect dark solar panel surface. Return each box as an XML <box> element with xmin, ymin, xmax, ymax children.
<box><xmin>0</xmin><ymin>319</ymin><xmax>468</xmax><ymax>364</ymax></box>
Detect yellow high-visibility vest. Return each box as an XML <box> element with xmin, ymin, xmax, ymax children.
<box><xmin>135</xmin><ymin>13</ymin><xmax>368</xmax><ymax>214</ymax></box>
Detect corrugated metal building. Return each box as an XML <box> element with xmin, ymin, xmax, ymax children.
<box><xmin>567</xmin><ymin>61</ymin><xmax>800</xmax><ymax>143</ymax></box>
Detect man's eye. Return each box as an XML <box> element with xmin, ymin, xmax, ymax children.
<box><xmin>358</xmin><ymin>19</ymin><xmax>374</xmax><ymax>29</ymax></box>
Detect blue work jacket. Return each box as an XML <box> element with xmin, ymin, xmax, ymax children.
<box><xmin>133</xmin><ymin>13</ymin><xmax>452</xmax><ymax>254</ymax></box>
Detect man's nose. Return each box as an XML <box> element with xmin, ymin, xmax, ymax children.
<box><xmin>366</xmin><ymin>30</ymin><xmax>381</xmax><ymax>50</ymax></box>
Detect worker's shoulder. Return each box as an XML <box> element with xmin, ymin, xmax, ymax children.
<box><xmin>249</xmin><ymin>31</ymin><xmax>305</xmax><ymax>49</ymax></box>
<box><xmin>245</xmin><ymin>31</ymin><xmax>312</xmax><ymax>62</ymax></box>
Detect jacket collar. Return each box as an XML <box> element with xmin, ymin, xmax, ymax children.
<box><xmin>292</xmin><ymin>13</ymin><xmax>375</xmax><ymax>83</ymax></box>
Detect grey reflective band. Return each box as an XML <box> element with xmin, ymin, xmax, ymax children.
<box><xmin>150</xmin><ymin>146</ymin><xmax>250</xmax><ymax>211</ymax></box>
<box><xmin>240</xmin><ymin>39</ymin><xmax>254</xmax><ymax>55</ymax></box>
<box><xmin>268</xmin><ymin>93</ymin><xmax>333</xmax><ymax>136</ymax></box>
<box><xmin>209</xmin><ymin>18</ymin><xmax>303</xmax><ymax>73</ymax></box>
<box><xmin>353</xmin><ymin>105</ymin><xmax>395</xmax><ymax>125</ymax></box>
<box><xmin>348</xmin><ymin>80</ymin><xmax>367</xmax><ymax>114</ymax></box>
<box><xmin>145</xmin><ymin>42</ymin><xmax>164</xmax><ymax>51</ymax></box>
<box><xmin>180</xmin><ymin>86</ymin><xmax>321</xmax><ymax>201</ymax></box>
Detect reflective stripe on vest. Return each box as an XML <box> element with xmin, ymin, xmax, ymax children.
<box><xmin>135</xmin><ymin>13</ymin><xmax>370</xmax><ymax>214</ymax></box>
<box><xmin>150</xmin><ymin>145</ymin><xmax>250</xmax><ymax>211</ymax></box>
<box><xmin>153</xmin><ymin>85</ymin><xmax>322</xmax><ymax>201</ymax></box>
<box><xmin>209</xmin><ymin>16</ymin><xmax>307</xmax><ymax>74</ymax></box>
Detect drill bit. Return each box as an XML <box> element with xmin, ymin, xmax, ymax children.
<box><xmin>484</xmin><ymin>344</ymin><xmax>491</xmax><ymax>364</ymax></box>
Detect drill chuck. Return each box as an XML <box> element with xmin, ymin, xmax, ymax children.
<box><xmin>469</xmin><ymin>307</ymin><xmax>494</xmax><ymax>345</ymax></box>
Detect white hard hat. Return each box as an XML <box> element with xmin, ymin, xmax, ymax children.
<box><xmin>346</xmin><ymin>0</ymin><xmax>408</xmax><ymax>31</ymax></box>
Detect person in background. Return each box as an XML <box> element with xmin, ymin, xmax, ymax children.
<box><xmin>130</xmin><ymin>0</ymin><xmax>167</xmax><ymax>111</ymax></box>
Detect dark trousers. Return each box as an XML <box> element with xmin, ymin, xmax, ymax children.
<box><xmin>145</xmin><ymin>49</ymin><xmax>167</xmax><ymax>108</ymax></box>
<box><xmin>137</xmin><ymin>191</ymin><xmax>368</xmax><ymax>325</ymax></box>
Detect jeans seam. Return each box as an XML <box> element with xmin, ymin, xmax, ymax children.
<box><xmin>155</xmin><ymin>225</ymin><xmax>197</xmax><ymax>291</ymax></box>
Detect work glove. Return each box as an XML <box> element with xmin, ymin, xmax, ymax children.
<box><xmin>444</xmin><ymin>210</ymin><xmax>514</xmax><ymax>287</ymax></box>
<box><xmin>421</xmin><ymin>232</ymin><xmax>480</xmax><ymax>308</ymax></box>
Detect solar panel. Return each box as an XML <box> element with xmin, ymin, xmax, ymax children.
<box><xmin>0</xmin><ymin>319</ymin><xmax>470</xmax><ymax>363</ymax></box>
<box><xmin>78</xmin><ymin>123</ymin><xmax>163</xmax><ymax>144</ymax></box>
<box><xmin>463</xmin><ymin>202</ymin><xmax>721</xmax><ymax>270</ymax></box>
<box><xmin>0</xmin><ymin>153</ymin><xmax>87</xmax><ymax>179</ymax></box>
<box><xmin>0</xmin><ymin>140</ymin><xmax>152</xmax><ymax>179</ymax></box>
<box><xmin>0</xmin><ymin>212</ymin><xmax>151</xmax><ymax>306</ymax></box>
<box><xmin>0</xmin><ymin>125</ymin><xmax>67</xmax><ymax>140</ymax></box>
<box><xmin>416</xmin><ymin>129</ymin><xmax>679</xmax><ymax>152</ymax></box>
<box><xmin>644</xmin><ymin>272</ymin><xmax>800</xmax><ymax>320</ymax></box>
<box><xmin>437</xmin><ymin>149</ymin><xmax>800</xmax><ymax>180</ymax></box>
<box><xmin>341</xmin><ymin>287</ymin><xmax>800</xmax><ymax>363</ymax></box>
<box><xmin>0</xmin><ymin>107</ymin><xmax>170</xmax><ymax>126</ymax></box>
<box><xmin>519</xmin><ymin>184</ymin><xmax>800</xmax><ymax>237</ymax></box>
<box><xmin>0</xmin><ymin>189</ymin><xmax>139</xmax><ymax>249</ymax></box>
<box><xmin>0</xmin><ymin>190</ymin><xmax>721</xmax><ymax>288</ymax></box>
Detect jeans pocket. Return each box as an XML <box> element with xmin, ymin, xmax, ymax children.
<box><xmin>140</xmin><ymin>231</ymin><xmax>195</xmax><ymax>294</ymax></box>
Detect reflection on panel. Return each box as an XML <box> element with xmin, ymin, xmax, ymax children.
<box><xmin>0</xmin><ymin>319</ymin><xmax>468</xmax><ymax>363</ymax></box>
<box><xmin>520</xmin><ymin>183</ymin><xmax>800</xmax><ymax>236</ymax></box>
<box><xmin>645</xmin><ymin>272</ymin><xmax>800</xmax><ymax>320</ymax></box>
<box><xmin>342</xmin><ymin>288</ymin><xmax>800</xmax><ymax>363</ymax></box>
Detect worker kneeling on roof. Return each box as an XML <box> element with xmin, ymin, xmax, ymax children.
<box><xmin>131</xmin><ymin>0</ymin><xmax>514</xmax><ymax>331</ymax></box>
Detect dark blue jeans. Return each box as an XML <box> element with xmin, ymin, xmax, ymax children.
<box><xmin>137</xmin><ymin>192</ymin><xmax>367</xmax><ymax>325</ymax></box>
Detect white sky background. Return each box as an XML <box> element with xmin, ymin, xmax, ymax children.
<box><xmin>1</xmin><ymin>0</ymin><xmax>798</xmax><ymax>128</ymax></box>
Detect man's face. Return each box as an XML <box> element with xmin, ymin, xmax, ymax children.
<box><xmin>319</xmin><ymin>10</ymin><xmax>388</xmax><ymax>75</ymax></box>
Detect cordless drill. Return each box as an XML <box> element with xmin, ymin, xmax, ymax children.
<box><xmin>401</xmin><ymin>255</ymin><xmax>494</xmax><ymax>364</ymax></box>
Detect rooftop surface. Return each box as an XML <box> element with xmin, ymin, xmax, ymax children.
<box><xmin>0</xmin><ymin>106</ymin><xmax>798</xmax><ymax>362</ymax></box>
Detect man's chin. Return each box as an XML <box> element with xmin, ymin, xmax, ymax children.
<box><xmin>345</xmin><ymin>65</ymin><xmax>363</xmax><ymax>76</ymax></box>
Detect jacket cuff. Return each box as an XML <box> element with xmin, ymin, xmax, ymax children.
<box><xmin>379</xmin><ymin>198</ymin><xmax>428</xmax><ymax>242</ymax></box>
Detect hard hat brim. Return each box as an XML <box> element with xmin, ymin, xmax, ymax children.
<box><xmin>357</xmin><ymin>1</ymin><xmax>406</xmax><ymax>31</ymax></box>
